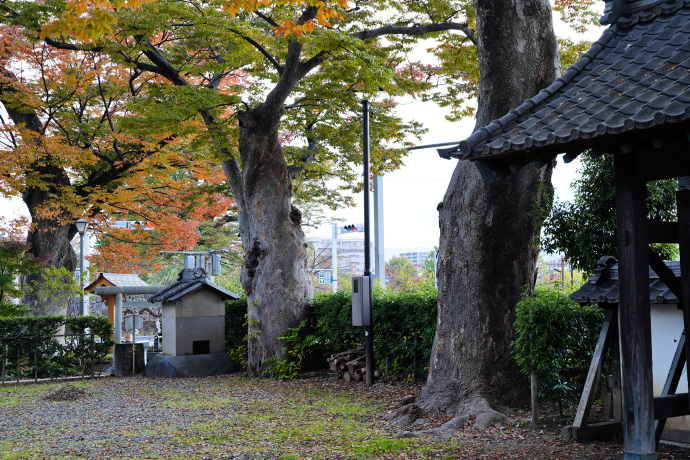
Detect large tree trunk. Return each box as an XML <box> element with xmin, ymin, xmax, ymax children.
<box><xmin>21</xmin><ymin>168</ymin><xmax>78</xmax><ymax>315</ymax></box>
<box><xmin>413</xmin><ymin>0</ymin><xmax>560</xmax><ymax>422</ymax></box>
<box><xmin>236</xmin><ymin>104</ymin><xmax>314</xmax><ymax>376</ymax></box>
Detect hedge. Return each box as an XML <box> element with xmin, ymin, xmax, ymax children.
<box><xmin>0</xmin><ymin>315</ymin><xmax>114</xmax><ymax>382</ymax></box>
<box><xmin>512</xmin><ymin>283</ymin><xmax>604</xmax><ymax>411</ymax></box>
<box><xmin>225</xmin><ymin>282</ymin><xmax>438</xmax><ymax>380</ymax></box>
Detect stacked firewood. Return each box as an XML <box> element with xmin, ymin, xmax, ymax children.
<box><xmin>327</xmin><ymin>347</ymin><xmax>381</xmax><ymax>382</ymax></box>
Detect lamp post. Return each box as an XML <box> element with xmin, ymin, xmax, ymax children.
<box><xmin>74</xmin><ymin>218</ymin><xmax>89</xmax><ymax>316</ymax></box>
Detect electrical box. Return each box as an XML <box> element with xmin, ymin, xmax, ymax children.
<box><xmin>352</xmin><ymin>275</ymin><xmax>371</xmax><ymax>326</ymax></box>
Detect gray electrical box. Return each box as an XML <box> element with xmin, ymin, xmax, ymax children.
<box><xmin>352</xmin><ymin>275</ymin><xmax>371</xmax><ymax>326</ymax></box>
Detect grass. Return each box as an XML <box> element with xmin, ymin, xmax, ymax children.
<box><xmin>0</xmin><ymin>375</ymin><xmax>467</xmax><ymax>459</ymax></box>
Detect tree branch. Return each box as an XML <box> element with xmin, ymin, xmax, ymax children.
<box><xmin>228</xmin><ymin>28</ymin><xmax>283</xmax><ymax>75</ymax></box>
<box><xmin>352</xmin><ymin>22</ymin><xmax>478</xmax><ymax>46</ymax></box>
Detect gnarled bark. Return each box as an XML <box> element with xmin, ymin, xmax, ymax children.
<box><xmin>409</xmin><ymin>0</ymin><xmax>560</xmax><ymax>424</ymax></box>
<box><xmin>235</xmin><ymin>104</ymin><xmax>314</xmax><ymax>375</ymax></box>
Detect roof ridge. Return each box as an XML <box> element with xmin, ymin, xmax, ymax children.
<box><xmin>617</xmin><ymin>0</ymin><xmax>690</xmax><ymax>27</ymax></box>
<box><xmin>449</xmin><ymin>27</ymin><xmax>619</xmax><ymax>159</ymax></box>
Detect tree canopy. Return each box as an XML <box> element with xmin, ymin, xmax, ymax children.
<box><xmin>0</xmin><ymin>25</ymin><xmax>233</xmax><ymax>274</ymax></box>
<box><xmin>542</xmin><ymin>154</ymin><xmax>678</xmax><ymax>275</ymax></box>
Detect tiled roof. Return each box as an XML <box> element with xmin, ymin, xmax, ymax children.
<box><xmin>439</xmin><ymin>0</ymin><xmax>690</xmax><ymax>171</ymax></box>
<box><xmin>569</xmin><ymin>256</ymin><xmax>680</xmax><ymax>304</ymax></box>
<box><xmin>148</xmin><ymin>268</ymin><xmax>240</xmax><ymax>303</ymax></box>
<box><xmin>100</xmin><ymin>273</ymin><xmax>149</xmax><ymax>287</ymax></box>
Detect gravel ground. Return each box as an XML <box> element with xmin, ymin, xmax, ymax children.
<box><xmin>0</xmin><ymin>373</ymin><xmax>688</xmax><ymax>459</ymax></box>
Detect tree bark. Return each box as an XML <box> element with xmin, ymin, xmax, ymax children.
<box><xmin>413</xmin><ymin>0</ymin><xmax>560</xmax><ymax>420</ymax></box>
<box><xmin>236</xmin><ymin>104</ymin><xmax>314</xmax><ymax>375</ymax></box>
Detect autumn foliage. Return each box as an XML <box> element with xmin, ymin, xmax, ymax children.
<box><xmin>0</xmin><ymin>26</ymin><xmax>234</xmax><ymax>274</ymax></box>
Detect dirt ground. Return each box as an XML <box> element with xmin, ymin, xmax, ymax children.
<box><xmin>0</xmin><ymin>372</ymin><xmax>688</xmax><ymax>459</ymax></box>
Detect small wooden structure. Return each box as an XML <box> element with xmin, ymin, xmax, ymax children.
<box><xmin>566</xmin><ymin>257</ymin><xmax>690</xmax><ymax>445</ymax></box>
<box><xmin>148</xmin><ymin>268</ymin><xmax>239</xmax><ymax>356</ymax></box>
<box><xmin>85</xmin><ymin>273</ymin><xmax>151</xmax><ymax>325</ymax></box>
<box><xmin>439</xmin><ymin>0</ymin><xmax>690</xmax><ymax>456</ymax></box>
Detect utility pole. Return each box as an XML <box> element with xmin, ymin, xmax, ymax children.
<box><xmin>362</xmin><ymin>99</ymin><xmax>374</xmax><ymax>386</ymax></box>
<box><xmin>331</xmin><ymin>223</ymin><xmax>338</xmax><ymax>292</ymax></box>
<box><xmin>373</xmin><ymin>174</ymin><xmax>385</xmax><ymax>287</ymax></box>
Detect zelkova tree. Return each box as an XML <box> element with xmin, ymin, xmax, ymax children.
<box><xmin>398</xmin><ymin>0</ymin><xmax>562</xmax><ymax>425</ymax></box>
<box><xmin>22</xmin><ymin>0</ymin><xmax>482</xmax><ymax>374</ymax></box>
<box><xmin>0</xmin><ymin>26</ymin><xmax>232</xmax><ymax>299</ymax></box>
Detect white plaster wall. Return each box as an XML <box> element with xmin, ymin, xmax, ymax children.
<box><xmin>651</xmin><ymin>303</ymin><xmax>689</xmax><ymax>435</ymax></box>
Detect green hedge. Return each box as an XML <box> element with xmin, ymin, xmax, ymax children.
<box><xmin>511</xmin><ymin>284</ymin><xmax>604</xmax><ymax>410</ymax></box>
<box><xmin>225</xmin><ymin>283</ymin><xmax>438</xmax><ymax>380</ymax></box>
<box><xmin>0</xmin><ymin>315</ymin><xmax>114</xmax><ymax>381</ymax></box>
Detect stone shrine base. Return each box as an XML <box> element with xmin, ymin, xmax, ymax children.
<box><xmin>144</xmin><ymin>353</ymin><xmax>236</xmax><ymax>378</ymax></box>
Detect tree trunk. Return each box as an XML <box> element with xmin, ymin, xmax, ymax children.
<box><xmin>21</xmin><ymin>168</ymin><xmax>78</xmax><ymax>315</ymax></box>
<box><xmin>236</xmin><ymin>104</ymin><xmax>314</xmax><ymax>376</ymax></box>
<box><xmin>414</xmin><ymin>0</ymin><xmax>560</xmax><ymax>420</ymax></box>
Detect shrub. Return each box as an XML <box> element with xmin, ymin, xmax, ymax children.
<box><xmin>225</xmin><ymin>283</ymin><xmax>438</xmax><ymax>380</ymax></box>
<box><xmin>0</xmin><ymin>315</ymin><xmax>114</xmax><ymax>381</ymax></box>
<box><xmin>511</xmin><ymin>283</ymin><xmax>604</xmax><ymax>413</ymax></box>
<box><xmin>225</xmin><ymin>297</ymin><xmax>248</xmax><ymax>368</ymax></box>
<box><xmin>311</xmin><ymin>281</ymin><xmax>438</xmax><ymax>380</ymax></box>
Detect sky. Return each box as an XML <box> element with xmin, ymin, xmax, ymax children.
<box><xmin>302</xmin><ymin>99</ymin><xmax>582</xmax><ymax>261</ymax></box>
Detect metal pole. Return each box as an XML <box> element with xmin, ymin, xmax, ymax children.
<box><xmin>114</xmin><ymin>293</ymin><xmax>123</xmax><ymax>344</ymax></box>
<box><xmin>362</xmin><ymin>99</ymin><xmax>374</xmax><ymax>386</ymax></box>
<box><xmin>373</xmin><ymin>174</ymin><xmax>385</xmax><ymax>287</ymax></box>
<box><xmin>79</xmin><ymin>231</ymin><xmax>87</xmax><ymax>315</ymax></box>
<box><xmin>332</xmin><ymin>223</ymin><xmax>338</xmax><ymax>292</ymax></box>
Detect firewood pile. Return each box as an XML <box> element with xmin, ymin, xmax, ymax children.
<box><xmin>327</xmin><ymin>347</ymin><xmax>381</xmax><ymax>382</ymax></box>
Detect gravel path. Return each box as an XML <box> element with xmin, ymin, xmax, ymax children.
<box><xmin>0</xmin><ymin>374</ymin><xmax>688</xmax><ymax>459</ymax></box>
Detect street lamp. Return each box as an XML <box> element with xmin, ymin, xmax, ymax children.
<box><xmin>74</xmin><ymin>218</ymin><xmax>89</xmax><ymax>316</ymax></box>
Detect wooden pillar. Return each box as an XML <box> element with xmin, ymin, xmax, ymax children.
<box><xmin>677</xmin><ymin>177</ymin><xmax>690</xmax><ymax>414</ymax></box>
<box><xmin>614</xmin><ymin>154</ymin><xmax>655</xmax><ymax>459</ymax></box>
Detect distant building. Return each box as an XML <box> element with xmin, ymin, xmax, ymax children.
<box><xmin>399</xmin><ymin>251</ymin><xmax>431</xmax><ymax>269</ymax></box>
<box><xmin>309</xmin><ymin>238</ymin><xmax>374</xmax><ymax>276</ymax></box>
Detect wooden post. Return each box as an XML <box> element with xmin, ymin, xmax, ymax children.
<box><xmin>614</xmin><ymin>153</ymin><xmax>655</xmax><ymax>459</ymax></box>
<box><xmin>531</xmin><ymin>370</ymin><xmax>539</xmax><ymax>425</ymax></box>
<box><xmin>677</xmin><ymin>178</ymin><xmax>690</xmax><ymax>416</ymax></box>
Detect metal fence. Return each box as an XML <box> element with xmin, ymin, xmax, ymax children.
<box><xmin>0</xmin><ymin>332</ymin><xmax>111</xmax><ymax>384</ymax></box>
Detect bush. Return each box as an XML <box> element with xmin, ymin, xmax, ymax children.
<box><xmin>311</xmin><ymin>281</ymin><xmax>438</xmax><ymax>380</ymax></box>
<box><xmin>0</xmin><ymin>315</ymin><xmax>114</xmax><ymax>381</ymax></box>
<box><xmin>511</xmin><ymin>283</ymin><xmax>604</xmax><ymax>412</ymax></box>
<box><xmin>225</xmin><ymin>297</ymin><xmax>248</xmax><ymax>368</ymax></box>
<box><xmin>225</xmin><ymin>283</ymin><xmax>438</xmax><ymax>380</ymax></box>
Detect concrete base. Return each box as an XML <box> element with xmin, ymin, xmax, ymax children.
<box><xmin>144</xmin><ymin>353</ymin><xmax>236</xmax><ymax>378</ymax></box>
<box><xmin>113</xmin><ymin>343</ymin><xmax>146</xmax><ymax>377</ymax></box>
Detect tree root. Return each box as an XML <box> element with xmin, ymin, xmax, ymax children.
<box><xmin>385</xmin><ymin>395</ymin><xmax>512</xmax><ymax>438</ymax></box>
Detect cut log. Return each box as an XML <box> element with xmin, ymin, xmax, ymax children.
<box><xmin>343</xmin><ymin>371</ymin><xmax>352</xmax><ymax>383</ymax></box>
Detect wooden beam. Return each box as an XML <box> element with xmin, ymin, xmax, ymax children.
<box><xmin>654</xmin><ymin>393</ymin><xmax>690</xmax><ymax>420</ymax></box>
<box><xmin>655</xmin><ymin>332</ymin><xmax>687</xmax><ymax>444</ymax></box>
<box><xmin>677</xmin><ymin>186</ymin><xmax>690</xmax><ymax>418</ymax></box>
<box><xmin>573</xmin><ymin>309</ymin><xmax>616</xmax><ymax>428</ymax></box>
<box><xmin>570</xmin><ymin>421</ymin><xmax>623</xmax><ymax>441</ymax></box>
<box><xmin>614</xmin><ymin>153</ymin><xmax>656</xmax><ymax>459</ymax></box>
<box><xmin>647</xmin><ymin>221</ymin><xmax>678</xmax><ymax>244</ymax></box>
<box><xmin>636</xmin><ymin>150</ymin><xmax>690</xmax><ymax>182</ymax></box>
<box><xmin>647</xmin><ymin>247</ymin><xmax>682</xmax><ymax>299</ymax></box>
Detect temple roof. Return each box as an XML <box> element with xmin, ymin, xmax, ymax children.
<box><xmin>569</xmin><ymin>256</ymin><xmax>680</xmax><ymax>304</ymax></box>
<box><xmin>439</xmin><ymin>0</ymin><xmax>690</xmax><ymax>180</ymax></box>
<box><xmin>85</xmin><ymin>273</ymin><xmax>149</xmax><ymax>292</ymax></box>
<box><xmin>148</xmin><ymin>268</ymin><xmax>240</xmax><ymax>303</ymax></box>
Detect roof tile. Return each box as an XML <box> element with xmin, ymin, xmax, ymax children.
<box><xmin>444</xmin><ymin>1</ymin><xmax>690</xmax><ymax>162</ymax></box>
